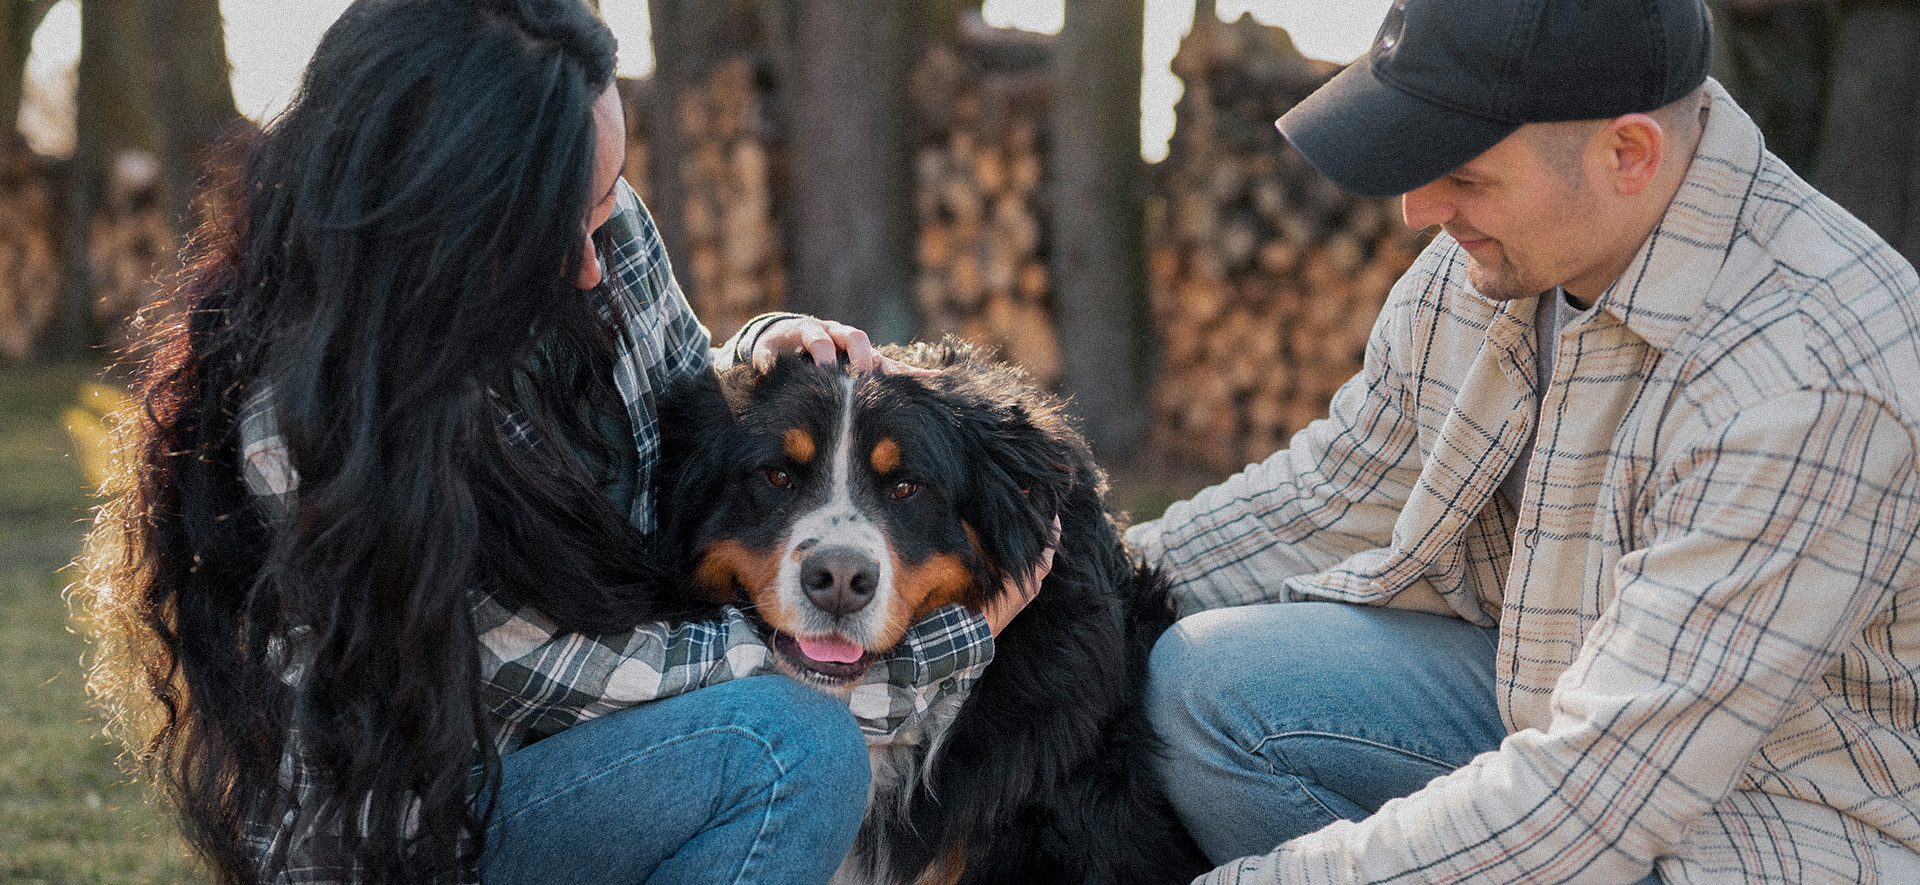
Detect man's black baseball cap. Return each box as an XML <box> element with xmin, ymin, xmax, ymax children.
<box><xmin>1276</xmin><ymin>0</ymin><xmax>1712</xmax><ymax>199</ymax></box>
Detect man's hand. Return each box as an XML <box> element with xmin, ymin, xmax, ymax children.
<box><xmin>983</xmin><ymin>516</ymin><xmax>1060</xmax><ymax>636</ymax></box>
<box><xmin>749</xmin><ymin>316</ymin><xmax>934</xmax><ymax>376</ymax></box>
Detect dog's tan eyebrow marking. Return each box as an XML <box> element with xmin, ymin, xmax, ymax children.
<box><xmin>870</xmin><ymin>437</ymin><xmax>901</xmax><ymax>474</ymax></box>
<box><xmin>783</xmin><ymin>427</ymin><xmax>816</xmax><ymax>463</ymax></box>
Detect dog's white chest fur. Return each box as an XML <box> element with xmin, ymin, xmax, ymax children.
<box><xmin>829</xmin><ymin>690</ymin><xmax>969</xmax><ymax>885</ymax></box>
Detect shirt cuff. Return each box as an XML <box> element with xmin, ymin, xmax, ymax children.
<box><xmin>717</xmin><ymin>312</ymin><xmax>809</xmax><ymax>370</ymax></box>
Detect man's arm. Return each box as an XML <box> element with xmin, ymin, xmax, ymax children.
<box><xmin>1128</xmin><ymin>255</ymin><xmax>1433</xmax><ymax>617</ymax></box>
<box><xmin>1202</xmin><ymin>389</ymin><xmax>1919</xmax><ymax>885</ymax></box>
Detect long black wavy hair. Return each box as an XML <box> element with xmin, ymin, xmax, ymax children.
<box><xmin>74</xmin><ymin>1</ymin><xmax>687</xmax><ymax>881</ymax></box>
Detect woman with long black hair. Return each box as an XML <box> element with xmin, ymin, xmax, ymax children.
<box><xmin>73</xmin><ymin>1</ymin><xmax>1039</xmax><ymax>882</ymax></box>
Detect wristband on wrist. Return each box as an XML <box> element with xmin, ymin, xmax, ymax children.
<box><xmin>735</xmin><ymin>312</ymin><xmax>809</xmax><ymax>366</ymax></box>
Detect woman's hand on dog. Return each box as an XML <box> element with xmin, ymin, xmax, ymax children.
<box><xmin>751</xmin><ymin>316</ymin><xmax>936</xmax><ymax>377</ymax></box>
<box><xmin>985</xmin><ymin>515</ymin><xmax>1059</xmax><ymax>636</ymax></box>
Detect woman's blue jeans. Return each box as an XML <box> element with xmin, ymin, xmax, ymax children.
<box><xmin>479</xmin><ymin>675</ymin><xmax>870</xmax><ymax>885</ymax></box>
<box><xmin>1147</xmin><ymin>602</ymin><xmax>1662</xmax><ymax>884</ymax></box>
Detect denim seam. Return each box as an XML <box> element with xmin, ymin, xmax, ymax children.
<box><xmin>489</xmin><ymin>724</ymin><xmax>787</xmax><ymax>836</ymax></box>
<box><xmin>1248</xmin><ymin>729</ymin><xmax>1459</xmax><ymax>774</ymax></box>
<box><xmin>727</xmin><ymin>736</ymin><xmax>786</xmax><ymax>885</ymax></box>
<box><xmin>1250</xmin><ymin>730</ymin><xmax>1459</xmax><ymax>828</ymax></box>
<box><xmin>1281</xmin><ymin>769</ymin><xmax>1348</xmax><ymax>825</ymax></box>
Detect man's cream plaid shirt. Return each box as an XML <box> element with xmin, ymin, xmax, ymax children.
<box><xmin>1130</xmin><ymin>80</ymin><xmax>1920</xmax><ymax>884</ymax></box>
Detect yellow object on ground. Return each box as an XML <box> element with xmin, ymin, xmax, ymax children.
<box><xmin>63</xmin><ymin>381</ymin><xmax>132</xmax><ymax>491</ymax></box>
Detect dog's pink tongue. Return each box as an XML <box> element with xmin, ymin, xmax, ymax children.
<box><xmin>796</xmin><ymin>634</ymin><xmax>865</xmax><ymax>663</ymax></box>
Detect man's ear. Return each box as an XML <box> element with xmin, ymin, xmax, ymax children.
<box><xmin>1602</xmin><ymin>113</ymin><xmax>1665</xmax><ymax>196</ymax></box>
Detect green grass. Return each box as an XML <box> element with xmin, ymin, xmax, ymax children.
<box><xmin>0</xmin><ymin>362</ymin><xmax>207</xmax><ymax>884</ymax></box>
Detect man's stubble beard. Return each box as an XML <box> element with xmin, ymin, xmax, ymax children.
<box><xmin>1463</xmin><ymin>244</ymin><xmax>1544</xmax><ymax>302</ymax></box>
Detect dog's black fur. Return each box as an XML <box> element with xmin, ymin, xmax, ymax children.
<box><xmin>654</xmin><ymin>340</ymin><xmax>1207</xmax><ymax>885</ymax></box>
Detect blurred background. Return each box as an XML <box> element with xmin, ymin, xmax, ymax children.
<box><xmin>2</xmin><ymin>0</ymin><xmax>1915</xmax><ymax>880</ymax></box>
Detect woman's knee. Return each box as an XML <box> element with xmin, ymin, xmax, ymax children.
<box><xmin>708</xmin><ymin>677</ymin><xmax>870</xmax><ymax>808</ymax></box>
<box><xmin>481</xmin><ymin>679</ymin><xmax>871</xmax><ymax>881</ymax></box>
<box><xmin>486</xmin><ymin>677</ymin><xmax>869</xmax><ymax>838</ymax></box>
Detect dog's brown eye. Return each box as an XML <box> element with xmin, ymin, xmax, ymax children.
<box><xmin>889</xmin><ymin>480</ymin><xmax>918</xmax><ymax>499</ymax></box>
<box><xmin>766</xmin><ymin>468</ymin><xmax>792</xmax><ymax>488</ymax></box>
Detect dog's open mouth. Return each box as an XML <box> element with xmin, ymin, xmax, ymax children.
<box><xmin>772</xmin><ymin>630</ymin><xmax>874</xmax><ymax>681</ymax></box>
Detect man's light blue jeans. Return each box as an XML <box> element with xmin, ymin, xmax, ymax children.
<box><xmin>480</xmin><ymin>675</ymin><xmax>869</xmax><ymax>885</ymax></box>
<box><xmin>1146</xmin><ymin>601</ymin><xmax>1663</xmax><ymax>883</ymax></box>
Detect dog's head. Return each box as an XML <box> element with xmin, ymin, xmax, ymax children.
<box><xmin>658</xmin><ymin>340</ymin><xmax>1084</xmax><ymax>693</ymax></box>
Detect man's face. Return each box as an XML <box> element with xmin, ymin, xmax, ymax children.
<box><xmin>1400</xmin><ymin>127</ymin><xmax>1611</xmax><ymax>303</ymax></box>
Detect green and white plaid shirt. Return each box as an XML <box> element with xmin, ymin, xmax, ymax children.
<box><xmin>240</xmin><ymin>180</ymin><xmax>993</xmax><ymax>882</ymax></box>
<box><xmin>1133</xmin><ymin>80</ymin><xmax>1920</xmax><ymax>885</ymax></box>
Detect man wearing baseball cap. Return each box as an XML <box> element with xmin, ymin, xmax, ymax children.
<box><xmin>1130</xmin><ymin>0</ymin><xmax>1920</xmax><ymax>882</ymax></box>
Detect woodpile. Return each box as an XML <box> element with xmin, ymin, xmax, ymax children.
<box><xmin>89</xmin><ymin>149</ymin><xmax>175</xmax><ymax>353</ymax></box>
<box><xmin>605</xmin><ymin>15</ymin><xmax>1426</xmax><ymax>474</ymax></box>
<box><xmin>908</xmin><ymin>27</ymin><xmax>1060</xmax><ymax>386</ymax></box>
<box><xmin>1145</xmin><ymin>15</ymin><xmax>1428</xmax><ymax>473</ymax></box>
<box><xmin>617</xmin><ymin>79</ymin><xmax>653</xmax><ymax>209</ymax></box>
<box><xmin>0</xmin><ymin>143</ymin><xmax>62</xmax><ymax>363</ymax></box>
<box><xmin>654</xmin><ymin>57</ymin><xmax>787</xmax><ymax>343</ymax></box>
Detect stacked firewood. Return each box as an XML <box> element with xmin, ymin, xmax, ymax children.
<box><xmin>1145</xmin><ymin>15</ymin><xmax>1428</xmax><ymax>472</ymax></box>
<box><xmin>89</xmin><ymin>150</ymin><xmax>175</xmax><ymax>352</ymax></box>
<box><xmin>618</xmin><ymin>79</ymin><xmax>653</xmax><ymax>209</ymax></box>
<box><xmin>908</xmin><ymin>29</ymin><xmax>1060</xmax><ymax>386</ymax></box>
<box><xmin>659</xmin><ymin>57</ymin><xmax>787</xmax><ymax>342</ymax></box>
<box><xmin>603</xmin><ymin>15</ymin><xmax>1424</xmax><ymax>473</ymax></box>
<box><xmin>0</xmin><ymin>144</ymin><xmax>61</xmax><ymax>362</ymax></box>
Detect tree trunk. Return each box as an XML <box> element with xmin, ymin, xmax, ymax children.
<box><xmin>1050</xmin><ymin>0</ymin><xmax>1147</xmax><ymax>460</ymax></box>
<box><xmin>1811</xmin><ymin>0</ymin><xmax>1920</xmax><ymax>268</ymax></box>
<box><xmin>914</xmin><ymin>0</ymin><xmax>982</xmax><ymax>58</ymax></box>
<box><xmin>1706</xmin><ymin>0</ymin><xmax>1831</xmax><ymax>176</ymax></box>
<box><xmin>2</xmin><ymin>0</ymin><xmax>57</xmax><ymax>146</ymax></box>
<box><xmin>783</xmin><ymin>0</ymin><xmax>918</xmax><ymax>342</ymax></box>
<box><xmin>42</xmin><ymin>0</ymin><xmax>157</xmax><ymax>361</ymax></box>
<box><xmin>142</xmin><ymin>0</ymin><xmax>242</xmax><ymax>230</ymax></box>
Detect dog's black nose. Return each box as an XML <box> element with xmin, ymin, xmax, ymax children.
<box><xmin>800</xmin><ymin>547</ymin><xmax>879</xmax><ymax>616</ymax></box>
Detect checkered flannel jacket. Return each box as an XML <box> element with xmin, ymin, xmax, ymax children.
<box><xmin>1130</xmin><ymin>80</ymin><xmax>1920</xmax><ymax>885</ymax></box>
<box><xmin>238</xmin><ymin>180</ymin><xmax>993</xmax><ymax>882</ymax></box>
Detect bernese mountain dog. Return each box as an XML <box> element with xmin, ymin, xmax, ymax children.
<box><xmin>655</xmin><ymin>340</ymin><xmax>1208</xmax><ymax>885</ymax></box>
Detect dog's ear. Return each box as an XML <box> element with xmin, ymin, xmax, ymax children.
<box><xmin>655</xmin><ymin>367</ymin><xmax>740</xmax><ymax>559</ymax></box>
<box><xmin>658</xmin><ymin>366</ymin><xmax>735</xmax><ymax>463</ymax></box>
<box><xmin>943</xmin><ymin>379</ymin><xmax>1085</xmax><ymax>591</ymax></box>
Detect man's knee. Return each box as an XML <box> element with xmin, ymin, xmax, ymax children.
<box><xmin>1147</xmin><ymin>603</ymin><xmax>1348</xmax><ymax>731</ymax></box>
